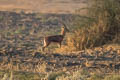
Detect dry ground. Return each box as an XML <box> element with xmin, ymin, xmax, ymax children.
<box><xmin>0</xmin><ymin>44</ymin><xmax>120</xmax><ymax>74</ymax></box>
<box><xmin>0</xmin><ymin>0</ymin><xmax>87</xmax><ymax>14</ymax></box>
<box><xmin>0</xmin><ymin>10</ymin><xmax>119</xmax><ymax>79</ymax></box>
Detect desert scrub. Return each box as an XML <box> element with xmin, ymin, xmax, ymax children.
<box><xmin>35</xmin><ymin>62</ymin><xmax>47</xmax><ymax>73</ymax></box>
<box><xmin>56</xmin><ymin>0</ymin><xmax>120</xmax><ymax>52</ymax></box>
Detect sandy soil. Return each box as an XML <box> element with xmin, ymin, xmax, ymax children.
<box><xmin>0</xmin><ymin>0</ymin><xmax>87</xmax><ymax>14</ymax></box>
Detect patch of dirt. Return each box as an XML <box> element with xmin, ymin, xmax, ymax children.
<box><xmin>0</xmin><ymin>45</ymin><xmax>119</xmax><ymax>74</ymax></box>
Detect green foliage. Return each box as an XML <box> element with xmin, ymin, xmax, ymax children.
<box><xmin>46</xmin><ymin>72</ymin><xmax>65</xmax><ymax>80</ymax></box>
<box><xmin>0</xmin><ymin>70</ymin><xmax>42</xmax><ymax>80</ymax></box>
<box><xmin>0</xmin><ymin>16</ymin><xmax>3</xmax><ymax>20</ymax></box>
<box><xmin>89</xmin><ymin>74</ymin><xmax>104</xmax><ymax>80</ymax></box>
<box><xmin>104</xmin><ymin>75</ymin><xmax>120</xmax><ymax>80</ymax></box>
<box><xmin>0</xmin><ymin>70</ymin><xmax>119</xmax><ymax>80</ymax></box>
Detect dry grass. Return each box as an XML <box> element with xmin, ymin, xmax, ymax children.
<box><xmin>0</xmin><ymin>0</ymin><xmax>120</xmax><ymax>79</ymax></box>
<box><xmin>55</xmin><ymin>0</ymin><xmax>120</xmax><ymax>53</ymax></box>
<box><xmin>0</xmin><ymin>44</ymin><xmax>120</xmax><ymax>79</ymax></box>
<box><xmin>0</xmin><ymin>0</ymin><xmax>87</xmax><ymax>14</ymax></box>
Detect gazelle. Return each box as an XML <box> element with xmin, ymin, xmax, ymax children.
<box><xmin>42</xmin><ymin>24</ymin><xmax>69</xmax><ymax>51</ymax></box>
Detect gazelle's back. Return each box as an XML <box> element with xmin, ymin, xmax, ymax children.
<box><xmin>42</xmin><ymin>25</ymin><xmax>69</xmax><ymax>51</ymax></box>
<box><xmin>45</xmin><ymin>35</ymin><xmax>64</xmax><ymax>43</ymax></box>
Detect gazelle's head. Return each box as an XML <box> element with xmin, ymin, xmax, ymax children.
<box><xmin>61</xmin><ymin>26</ymin><xmax>69</xmax><ymax>36</ymax></box>
<box><xmin>61</xmin><ymin>26</ymin><xmax>69</xmax><ymax>32</ymax></box>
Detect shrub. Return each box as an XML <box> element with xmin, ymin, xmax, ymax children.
<box><xmin>59</xmin><ymin>0</ymin><xmax>120</xmax><ymax>52</ymax></box>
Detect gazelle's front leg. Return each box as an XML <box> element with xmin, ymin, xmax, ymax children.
<box><xmin>58</xmin><ymin>42</ymin><xmax>61</xmax><ymax>48</ymax></box>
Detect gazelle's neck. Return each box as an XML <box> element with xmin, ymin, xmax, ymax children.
<box><xmin>61</xmin><ymin>27</ymin><xmax>66</xmax><ymax>36</ymax></box>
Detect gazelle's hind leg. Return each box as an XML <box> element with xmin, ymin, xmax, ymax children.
<box><xmin>42</xmin><ymin>39</ymin><xmax>50</xmax><ymax>51</ymax></box>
